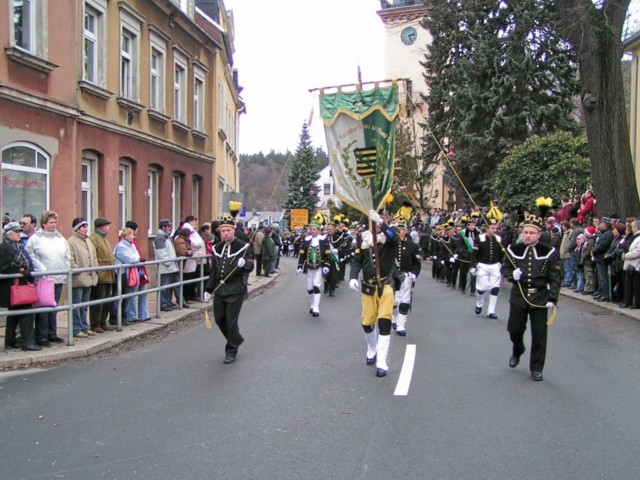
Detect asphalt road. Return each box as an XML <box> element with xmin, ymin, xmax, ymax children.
<box><xmin>1</xmin><ymin>256</ymin><xmax>639</xmax><ymax>480</ymax></box>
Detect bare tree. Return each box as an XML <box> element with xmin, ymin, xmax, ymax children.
<box><xmin>554</xmin><ymin>0</ymin><xmax>640</xmax><ymax>216</ymax></box>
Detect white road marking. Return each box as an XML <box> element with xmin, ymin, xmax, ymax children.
<box><xmin>394</xmin><ymin>344</ymin><xmax>416</xmax><ymax>396</ymax></box>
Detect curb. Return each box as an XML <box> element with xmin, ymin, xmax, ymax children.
<box><xmin>0</xmin><ymin>272</ymin><xmax>278</xmax><ymax>370</ymax></box>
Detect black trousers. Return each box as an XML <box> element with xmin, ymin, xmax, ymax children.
<box><xmin>458</xmin><ymin>261</ymin><xmax>470</xmax><ymax>292</ymax></box>
<box><xmin>507</xmin><ymin>302</ymin><xmax>548</xmax><ymax>373</ymax></box>
<box><xmin>90</xmin><ymin>283</ymin><xmax>113</xmax><ymax>329</ymax></box>
<box><xmin>5</xmin><ymin>311</ymin><xmax>35</xmax><ymax>348</ymax></box>
<box><xmin>213</xmin><ymin>293</ymin><xmax>245</xmax><ymax>355</ymax></box>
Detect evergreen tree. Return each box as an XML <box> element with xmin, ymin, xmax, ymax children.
<box><xmin>421</xmin><ymin>0</ymin><xmax>580</xmax><ymax>205</ymax></box>
<box><xmin>282</xmin><ymin>123</ymin><xmax>320</xmax><ymax>217</ymax></box>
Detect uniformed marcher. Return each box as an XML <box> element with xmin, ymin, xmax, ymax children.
<box><xmin>457</xmin><ymin>218</ymin><xmax>476</xmax><ymax>294</ymax></box>
<box><xmin>502</xmin><ymin>214</ymin><xmax>561</xmax><ymax>381</ymax></box>
<box><xmin>392</xmin><ymin>217</ymin><xmax>421</xmax><ymax>336</ymax></box>
<box><xmin>349</xmin><ymin>210</ymin><xmax>400</xmax><ymax>377</ymax></box>
<box><xmin>297</xmin><ymin>219</ymin><xmax>330</xmax><ymax>317</ymax></box>
<box><xmin>471</xmin><ymin>219</ymin><xmax>504</xmax><ymax>318</ymax></box>
<box><xmin>204</xmin><ymin>214</ymin><xmax>254</xmax><ymax>364</ymax></box>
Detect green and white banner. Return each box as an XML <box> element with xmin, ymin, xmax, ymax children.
<box><xmin>320</xmin><ymin>85</ymin><xmax>400</xmax><ymax>214</ymax></box>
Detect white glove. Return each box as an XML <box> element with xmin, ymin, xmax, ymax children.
<box><xmin>470</xmin><ymin>268</ymin><xmax>477</xmax><ymax>276</ymax></box>
<box><xmin>237</xmin><ymin>257</ymin><xmax>246</xmax><ymax>268</ymax></box>
<box><xmin>512</xmin><ymin>268</ymin><xmax>522</xmax><ymax>281</ymax></box>
<box><xmin>449</xmin><ymin>257</ymin><xmax>455</xmax><ymax>263</ymax></box>
<box><xmin>432</xmin><ymin>256</ymin><xmax>437</xmax><ymax>261</ymax></box>
<box><xmin>454</xmin><ymin>254</ymin><xmax>459</xmax><ymax>260</ymax></box>
<box><xmin>441</xmin><ymin>260</ymin><xmax>445</xmax><ymax>265</ymax></box>
<box><xmin>296</xmin><ymin>268</ymin><xmax>303</xmax><ymax>275</ymax></box>
<box><xmin>330</xmin><ymin>247</ymin><xmax>338</xmax><ymax>256</ymax></box>
<box><xmin>322</xmin><ymin>267</ymin><xmax>329</xmax><ymax>275</ymax></box>
<box><xmin>203</xmin><ymin>292</ymin><xmax>213</xmax><ymax>302</ymax></box>
<box><xmin>349</xmin><ymin>279</ymin><xmax>360</xmax><ymax>291</ymax></box>
<box><xmin>360</xmin><ymin>231</ymin><xmax>373</xmax><ymax>249</ymax></box>
<box><xmin>368</xmin><ymin>209</ymin><xmax>382</xmax><ymax>225</ymax></box>
<box><xmin>546</xmin><ymin>302</ymin><xmax>556</xmax><ymax>309</ymax></box>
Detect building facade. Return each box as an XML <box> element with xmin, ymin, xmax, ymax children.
<box><xmin>0</xmin><ymin>0</ymin><xmax>243</xmax><ymax>257</ymax></box>
<box><xmin>377</xmin><ymin>0</ymin><xmax>455</xmax><ymax>211</ymax></box>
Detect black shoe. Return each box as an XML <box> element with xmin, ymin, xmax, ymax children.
<box><xmin>475</xmin><ymin>306</ymin><xmax>482</xmax><ymax>315</ymax></box>
<box><xmin>619</xmin><ymin>303</ymin><xmax>629</xmax><ymax>308</ymax></box>
<box><xmin>366</xmin><ymin>355</ymin><xmax>377</xmax><ymax>365</ymax></box>
<box><xmin>509</xmin><ymin>355</ymin><xmax>520</xmax><ymax>368</ymax></box>
<box><xmin>596</xmin><ymin>297</ymin><xmax>610</xmax><ymax>302</ymax></box>
<box><xmin>531</xmin><ymin>371</ymin><xmax>543</xmax><ymax>381</ymax></box>
<box><xmin>329</xmin><ymin>292</ymin><xmax>335</xmax><ymax>297</ymax></box>
<box><xmin>396</xmin><ymin>330</ymin><xmax>406</xmax><ymax>336</ymax></box>
<box><xmin>22</xmin><ymin>344</ymin><xmax>42</xmax><ymax>352</ymax></box>
<box><xmin>376</xmin><ymin>368</ymin><xmax>388</xmax><ymax>377</ymax></box>
<box><xmin>181</xmin><ymin>302</ymin><xmax>190</xmax><ymax>308</ymax></box>
<box><xmin>312</xmin><ymin>312</ymin><xmax>320</xmax><ymax>317</ymax></box>
<box><xmin>486</xmin><ymin>313</ymin><xmax>498</xmax><ymax>319</ymax></box>
<box><xmin>37</xmin><ymin>341</ymin><xmax>51</xmax><ymax>348</ymax></box>
<box><xmin>161</xmin><ymin>306</ymin><xmax>173</xmax><ymax>312</ymax></box>
<box><xmin>48</xmin><ymin>336</ymin><xmax>65</xmax><ymax>344</ymax></box>
<box><xmin>223</xmin><ymin>354</ymin><xmax>237</xmax><ymax>364</ymax></box>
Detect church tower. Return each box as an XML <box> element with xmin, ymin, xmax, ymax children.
<box><xmin>377</xmin><ymin>1</ymin><xmax>452</xmax><ymax>211</ymax></box>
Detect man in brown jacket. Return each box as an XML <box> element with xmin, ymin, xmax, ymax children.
<box><xmin>89</xmin><ymin>218</ymin><xmax>115</xmax><ymax>333</ymax></box>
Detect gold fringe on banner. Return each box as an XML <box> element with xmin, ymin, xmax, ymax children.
<box><xmin>547</xmin><ymin>306</ymin><xmax>557</xmax><ymax>326</ymax></box>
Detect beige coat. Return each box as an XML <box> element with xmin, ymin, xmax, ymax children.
<box><xmin>622</xmin><ymin>233</ymin><xmax>640</xmax><ymax>271</ymax></box>
<box><xmin>68</xmin><ymin>232</ymin><xmax>99</xmax><ymax>288</ymax></box>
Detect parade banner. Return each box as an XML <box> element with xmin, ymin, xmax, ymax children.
<box><xmin>320</xmin><ymin>84</ymin><xmax>400</xmax><ymax>214</ymax></box>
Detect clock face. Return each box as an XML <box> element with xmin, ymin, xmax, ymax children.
<box><xmin>401</xmin><ymin>26</ymin><xmax>417</xmax><ymax>46</ymax></box>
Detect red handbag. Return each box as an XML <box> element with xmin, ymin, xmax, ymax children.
<box><xmin>127</xmin><ymin>266</ymin><xmax>140</xmax><ymax>288</ymax></box>
<box><xmin>10</xmin><ymin>278</ymin><xmax>38</xmax><ymax>306</ymax></box>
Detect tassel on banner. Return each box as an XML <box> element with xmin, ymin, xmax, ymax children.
<box><xmin>307</xmin><ymin>105</ymin><xmax>314</xmax><ymax>127</ymax></box>
<box><xmin>547</xmin><ymin>306</ymin><xmax>557</xmax><ymax>326</ymax></box>
<box><xmin>205</xmin><ymin>307</ymin><xmax>213</xmax><ymax>330</ymax></box>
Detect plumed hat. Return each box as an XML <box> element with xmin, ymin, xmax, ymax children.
<box><xmin>229</xmin><ymin>201</ymin><xmax>242</xmax><ymax>218</ymax></box>
<box><xmin>219</xmin><ymin>214</ymin><xmax>235</xmax><ymax>227</ymax></box>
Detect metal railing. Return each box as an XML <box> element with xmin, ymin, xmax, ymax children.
<box><xmin>0</xmin><ymin>255</ymin><xmax>211</xmax><ymax>347</ymax></box>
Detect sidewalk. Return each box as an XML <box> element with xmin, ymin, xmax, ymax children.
<box><xmin>0</xmin><ymin>270</ymin><xmax>279</xmax><ymax>370</ymax></box>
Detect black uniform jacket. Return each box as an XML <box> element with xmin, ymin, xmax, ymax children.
<box><xmin>350</xmin><ymin>223</ymin><xmax>400</xmax><ymax>287</ymax></box>
<box><xmin>503</xmin><ymin>241</ymin><xmax>561</xmax><ymax>308</ymax></box>
<box><xmin>205</xmin><ymin>238</ymin><xmax>254</xmax><ymax>297</ymax></box>
<box><xmin>472</xmin><ymin>233</ymin><xmax>503</xmax><ymax>267</ymax></box>
<box><xmin>396</xmin><ymin>237</ymin><xmax>421</xmax><ymax>278</ymax></box>
<box><xmin>297</xmin><ymin>235</ymin><xmax>331</xmax><ymax>272</ymax></box>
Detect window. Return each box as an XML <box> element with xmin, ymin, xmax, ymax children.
<box><xmin>82</xmin><ymin>1</ymin><xmax>106</xmax><ymax>86</ymax></box>
<box><xmin>13</xmin><ymin>0</ymin><xmax>44</xmax><ymax>54</ymax></box>
<box><xmin>1</xmin><ymin>143</ymin><xmax>49</xmax><ymax>220</ymax></box>
<box><xmin>81</xmin><ymin>155</ymin><xmax>97</xmax><ymax>228</ymax></box>
<box><xmin>193</xmin><ymin>73</ymin><xmax>205</xmax><ymax>131</ymax></box>
<box><xmin>172</xmin><ymin>174</ymin><xmax>182</xmax><ymax>227</ymax></box>
<box><xmin>120</xmin><ymin>30</ymin><xmax>133</xmax><ymax>99</ymax></box>
<box><xmin>118</xmin><ymin>162</ymin><xmax>132</xmax><ymax>229</ymax></box>
<box><xmin>192</xmin><ymin>177</ymin><xmax>200</xmax><ymax>219</ymax></box>
<box><xmin>149</xmin><ymin>29</ymin><xmax>168</xmax><ymax>113</ymax></box>
<box><xmin>324</xmin><ymin>184</ymin><xmax>331</xmax><ymax>195</ymax></box>
<box><xmin>173</xmin><ymin>49</ymin><xmax>188</xmax><ymax>123</ymax></box>
<box><xmin>119</xmin><ymin>5</ymin><xmax>143</xmax><ymax>102</ymax></box>
<box><xmin>147</xmin><ymin>169</ymin><xmax>159</xmax><ymax>235</ymax></box>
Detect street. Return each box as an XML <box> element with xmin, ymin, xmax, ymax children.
<box><xmin>1</xmin><ymin>256</ymin><xmax>640</xmax><ymax>480</ymax></box>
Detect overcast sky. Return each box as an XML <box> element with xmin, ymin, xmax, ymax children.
<box><xmin>224</xmin><ymin>0</ymin><xmax>640</xmax><ymax>155</ymax></box>
<box><xmin>223</xmin><ymin>0</ymin><xmax>385</xmax><ymax>155</ymax></box>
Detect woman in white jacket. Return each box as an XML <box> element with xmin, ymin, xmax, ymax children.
<box><xmin>25</xmin><ymin>210</ymin><xmax>71</xmax><ymax>346</ymax></box>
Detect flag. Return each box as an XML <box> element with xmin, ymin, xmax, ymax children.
<box><xmin>320</xmin><ymin>84</ymin><xmax>400</xmax><ymax>213</ymax></box>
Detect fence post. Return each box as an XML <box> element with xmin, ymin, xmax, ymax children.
<box><xmin>66</xmin><ymin>270</ymin><xmax>74</xmax><ymax>346</ymax></box>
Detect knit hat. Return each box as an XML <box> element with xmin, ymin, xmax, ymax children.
<box><xmin>585</xmin><ymin>226</ymin><xmax>597</xmax><ymax>237</ymax></box>
<box><xmin>72</xmin><ymin>217</ymin><xmax>89</xmax><ymax>231</ymax></box>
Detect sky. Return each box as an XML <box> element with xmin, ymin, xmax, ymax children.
<box><xmin>223</xmin><ymin>0</ymin><xmax>386</xmax><ymax>155</ymax></box>
<box><xmin>224</xmin><ymin>0</ymin><xmax>640</xmax><ymax>156</ymax></box>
